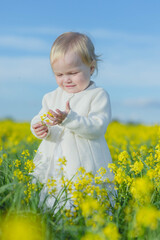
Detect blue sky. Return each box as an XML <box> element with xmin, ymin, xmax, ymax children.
<box><xmin>0</xmin><ymin>0</ymin><xmax>160</xmax><ymax>124</ymax></box>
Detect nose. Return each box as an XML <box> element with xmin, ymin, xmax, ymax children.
<box><xmin>64</xmin><ymin>75</ymin><xmax>72</xmax><ymax>83</ymax></box>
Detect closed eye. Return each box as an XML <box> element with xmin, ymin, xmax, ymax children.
<box><xmin>56</xmin><ymin>74</ymin><xmax>63</xmax><ymax>77</ymax></box>
<box><xmin>70</xmin><ymin>72</ymin><xmax>78</xmax><ymax>75</ymax></box>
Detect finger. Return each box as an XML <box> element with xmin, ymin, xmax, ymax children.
<box><xmin>46</xmin><ymin>122</ymin><xmax>53</xmax><ymax>126</ymax></box>
<box><xmin>46</xmin><ymin>121</ymin><xmax>56</xmax><ymax>126</ymax></box>
<box><xmin>34</xmin><ymin>125</ymin><xmax>48</xmax><ymax>133</ymax></box>
<box><xmin>48</xmin><ymin>109</ymin><xmax>54</xmax><ymax>116</ymax></box>
<box><xmin>52</xmin><ymin>118</ymin><xmax>61</xmax><ymax>125</ymax></box>
<box><xmin>35</xmin><ymin>125</ymin><xmax>48</xmax><ymax>131</ymax></box>
<box><xmin>35</xmin><ymin>129</ymin><xmax>48</xmax><ymax>136</ymax></box>
<box><xmin>32</xmin><ymin>122</ymin><xmax>43</xmax><ymax>129</ymax></box>
<box><xmin>48</xmin><ymin>110</ymin><xmax>58</xmax><ymax>118</ymax></box>
<box><xmin>56</xmin><ymin>109</ymin><xmax>63</xmax><ymax>115</ymax></box>
<box><xmin>39</xmin><ymin>132</ymin><xmax>48</xmax><ymax>139</ymax></box>
<box><xmin>47</xmin><ymin>113</ymin><xmax>63</xmax><ymax>123</ymax></box>
<box><xmin>47</xmin><ymin>115</ymin><xmax>54</xmax><ymax>122</ymax></box>
<box><xmin>36</xmin><ymin>129</ymin><xmax>48</xmax><ymax>137</ymax></box>
<box><xmin>55</xmin><ymin>114</ymin><xmax>65</xmax><ymax>121</ymax></box>
<box><xmin>55</xmin><ymin>109</ymin><xmax>67</xmax><ymax>120</ymax></box>
<box><xmin>47</xmin><ymin>111</ymin><xmax>59</xmax><ymax>120</ymax></box>
<box><xmin>66</xmin><ymin>101</ymin><xmax>70</xmax><ymax>113</ymax></box>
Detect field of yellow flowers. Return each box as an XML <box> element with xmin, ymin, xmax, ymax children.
<box><xmin>0</xmin><ymin>120</ymin><xmax>160</xmax><ymax>240</ymax></box>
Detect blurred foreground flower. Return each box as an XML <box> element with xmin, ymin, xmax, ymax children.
<box><xmin>1</xmin><ymin>213</ymin><xmax>45</xmax><ymax>240</ymax></box>
<box><xmin>136</xmin><ymin>206</ymin><xmax>160</xmax><ymax>230</ymax></box>
<box><xmin>130</xmin><ymin>177</ymin><xmax>154</xmax><ymax>204</ymax></box>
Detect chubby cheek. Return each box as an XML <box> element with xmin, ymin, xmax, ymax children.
<box><xmin>80</xmin><ymin>80</ymin><xmax>89</xmax><ymax>90</ymax></box>
<box><xmin>56</xmin><ymin>78</ymin><xmax>63</xmax><ymax>88</ymax></box>
<box><xmin>78</xmin><ymin>75</ymin><xmax>90</xmax><ymax>89</ymax></box>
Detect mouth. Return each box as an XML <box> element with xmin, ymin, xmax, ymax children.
<box><xmin>65</xmin><ymin>85</ymin><xmax>76</xmax><ymax>88</ymax></box>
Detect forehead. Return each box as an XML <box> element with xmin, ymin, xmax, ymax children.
<box><xmin>65</xmin><ymin>51</ymin><xmax>82</xmax><ymax>65</ymax></box>
<box><xmin>52</xmin><ymin>51</ymin><xmax>83</xmax><ymax>71</ymax></box>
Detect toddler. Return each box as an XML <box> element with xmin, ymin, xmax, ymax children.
<box><xmin>31</xmin><ymin>32</ymin><xmax>114</xmax><ymax>206</ymax></box>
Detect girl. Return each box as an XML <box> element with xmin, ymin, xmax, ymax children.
<box><xmin>31</xmin><ymin>32</ymin><xmax>114</xmax><ymax>206</ymax></box>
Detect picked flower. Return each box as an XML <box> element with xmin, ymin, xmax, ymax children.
<box><xmin>40</xmin><ymin>111</ymin><xmax>54</xmax><ymax>125</ymax></box>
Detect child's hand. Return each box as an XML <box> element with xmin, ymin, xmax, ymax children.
<box><xmin>32</xmin><ymin>122</ymin><xmax>48</xmax><ymax>138</ymax></box>
<box><xmin>47</xmin><ymin>101</ymin><xmax>70</xmax><ymax>126</ymax></box>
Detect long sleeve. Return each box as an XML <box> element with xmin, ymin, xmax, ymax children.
<box><xmin>60</xmin><ymin>90</ymin><xmax>111</xmax><ymax>140</ymax></box>
<box><xmin>30</xmin><ymin>94</ymin><xmax>64</xmax><ymax>141</ymax></box>
<box><xmin>30</xmin><ymin>95</ymin><xmax>49</xmax><ymax>139</ymax></box>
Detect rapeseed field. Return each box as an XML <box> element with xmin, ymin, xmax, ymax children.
<box><xmin>0</xmin><ymin>120</ymin><xmax>160</xmax><ymax>240</ymax></box>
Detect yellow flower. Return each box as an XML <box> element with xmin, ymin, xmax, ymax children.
<box><xmin>65</xmin><ymin>209</ymin><xmax>73</xmax><ymax>218</ymax></box>
<box><xmin>114</xmin><ymin>167</ymin><xmax>126</xmax><ymax>185</ymax></box>
<box><xmin>130</xmin><ymin>177</ymin><xmax>154</xmax><ymax>204</ymax></box>
<box><xmin>97</xmin><ymin>167</ymin><xmax>107</xmax><ymax>176</ymax></box>
<box><xmin>13</xmin><ymin>169</ymin><xmax>24</xmax><ymax>182</ymax></box>
<box><xmin>46</xmin><ymin>178</ymin><xmax>57</xmax><ymax>194</ymax></box>
<box><xmin>155</xmin><ymin>144</ymin><xmax>160</xmax><ymax>161</ymax></box>
<box><xmin>125</xmin><ymin>175</ymin><xmax>133</xmax><ymax>187</ymax></box>
<box><xmin>130</xmin><ymin>160</ymin><xmax>143</xmax><ymax>175</ymax></box>
<box><xmin>118</xmin><ymin>151</ymin><xmax>131</xmax><ymax>165</ymax></box>
<box><xmin>0</xmin><ymin>157</ymin><xmax>3</xmax><ymax>166</ymax></box>
<box><xmin>81</xmin><ymin>232</ymin><xmax>104</xmax><ymax>240</ymax></box>
<box><xmin>23</xmin><ymin>183</ymin><xmax>37</xmax><ymax>203</ymax></box>
<box><xmin>145</xmin><ymin>153</ymin><xmax>155</xmax><ymax>167</ymax></box>
<box><xmin>1</xmin><ymin>214</ymin><xmax>45</xmax><ymax>240</ymax></box>
<box><xmin>139</xmin><ymin>145</ymin><xmax>147</xmax><ymax>155</ymax></box>
<box><xmin>47</xmin><ymin>111</ymin><xmax>54</xmax><ymax>117</ymax></box>
<box><xmin>80</xmin><ymin>197</ymin><xmax>100</xmax><ymax>218</ymax></box>
<box><xmin>136</xmin><ymin>206</ymin><xmax>160</xmax><ymax>230</ymax></box>
<box><xmin>94</xmin><ymin>175</ymin><xmax>103</xmax><ymax>184</ymax></box>
<box><xmin>3</xmin><ymin>153</ymin><xmax>7</xmax><ymax>159</ymax></box>
<box><xmin>13</xmin><ymin>159</ymin><xmax>21</xmax><ymax>168</ymax></box>
<box><xmin>58</xmin><ymin>157</ymin><xmax>67</xmax><ymax>166</ymax></box>
<box><xmin>147</xmin><ymin>169</ymin><xmax>155</xmax><ymax>179</ymax></box>
<box><xmin>77</xmin><ymin>166</ymin><xmax>86</xmax><ymax>174</ymax></box>
<box><xmin>21</xmin><ymin>150</ymin><xmax>30</xmax><ymax>156</ymax></box>
<box><xmin>103</xmin><ymin>223</ymin><xmax>120</xmax><ymax>240</ymax></box>
<box><xmin>24</xmin><ymin>159</ymin><xmax>35</xmax><ymax>173</ymax></box>
<box><xmin>108</xmin><ymin>163</ymin><xmax>117</xmax><ymax>174</ymax></box>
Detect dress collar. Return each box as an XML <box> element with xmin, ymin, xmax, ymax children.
<box><xmin>62</xmin><ymin>81</ymin><xmax>96</xmax><ymax>98</ymax></box>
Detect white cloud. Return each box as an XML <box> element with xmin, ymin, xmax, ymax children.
<box><xmin>0</xmin><ymin>55</ymin><xmax>160</xmax><ymax>88</ymax></box>
<box><xmin>0</xmin><ymin>56</ymin><xmax>53</xmax><ymax>83</ymax></box>
<box><xmin>111</xmin><ymin>98</ymin><xmax>160</xmax><ymax>124</ymax></box>
<box><xmin>0</xmin><ymin>35</ymin><xmax>50</xmax><ymax>51</ymax></box>
<box><xmin>0</xmin><ymin>27</ymin><xmax>160</xmax><ymax>88</ymax></box>
<box><xmin>90</xmin><ymin>28</ymin><xmax>160</xmax><ymax>45</ymax></box>
<box><xmin>2</xmin><ymin>26</ymin><xmax>160</xmax><ymax>47</ymax></box>
<box><xmin>89</xmin><ymin>29</ymin><xmax>160</xmax><ymax>88</ymax></box>
<box><xmin>122</xmin><ymin>98</ymin><xmax>160</xmax><ymax>108</ymax></box>
<box><xmin>12</xmin><ymin>26</ymin><xmax>160</xmax><ymax>45</ymax></box>
<box><xmin>98</xmin><ymin>60</ymin><xmax>160</xmax><ymax>87</ymax></box>
<box><xmin>14</xmin><ymin>26</ymin><xmax>65</xmax><ymax>35</ymax></box>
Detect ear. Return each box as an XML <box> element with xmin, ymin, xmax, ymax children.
<box><xmin>90</xmin><ymin>61</ymin><xmax>96</xmax><ymax>75</ymax></box>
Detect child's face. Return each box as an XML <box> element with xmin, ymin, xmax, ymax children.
<box><xmin>51</xmin><ymin>51</ymin><xmax>94</xmax><ymax>93</ymax></box>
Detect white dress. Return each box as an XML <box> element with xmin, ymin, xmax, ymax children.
<box><xmin>30</xmin><ymin>82</ymin><xmax>114</xmax><ymax>207</ymax></box>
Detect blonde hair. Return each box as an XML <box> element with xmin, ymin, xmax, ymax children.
<box><xmin>50</xmin><ymin>32</ymin><xmax>101</xmax><ymax>73</ymax></box>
